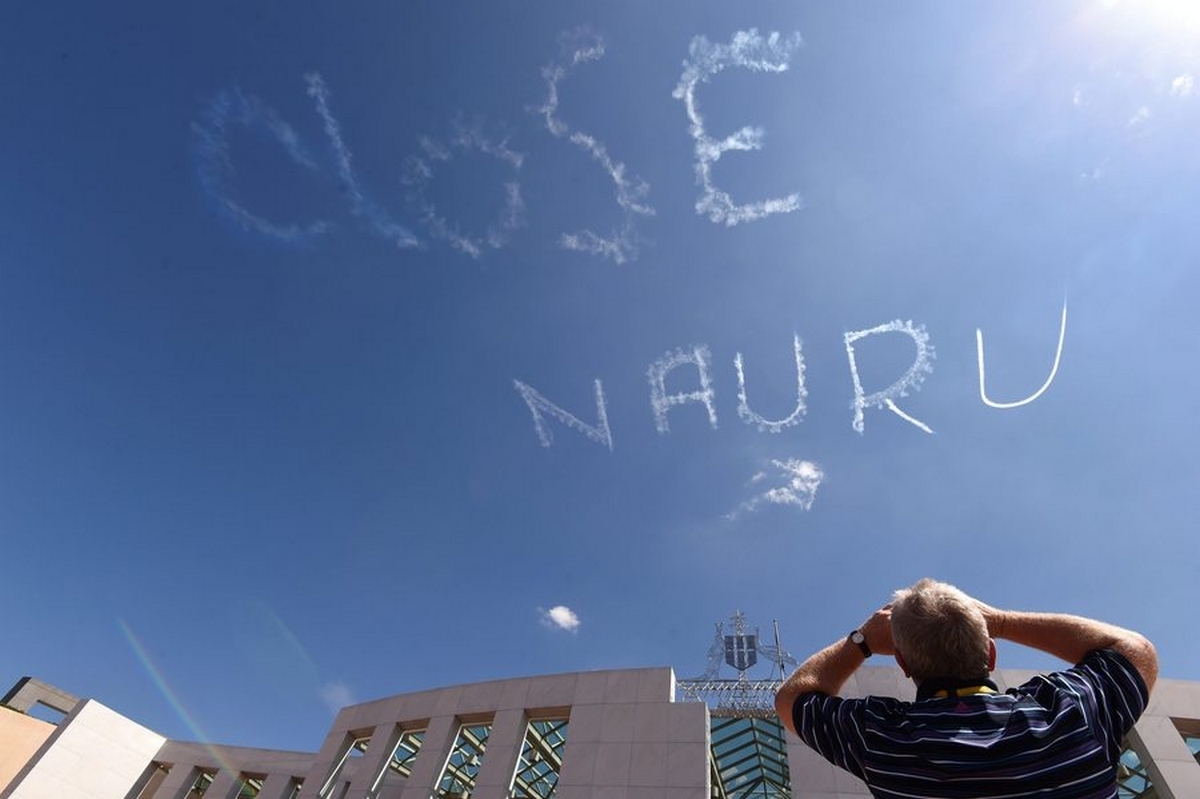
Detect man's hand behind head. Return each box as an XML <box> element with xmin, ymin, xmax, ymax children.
<box><xmin>861</xmin><ymin>605</ymin><xmax>896</xmax><ymax>657</ymax></box>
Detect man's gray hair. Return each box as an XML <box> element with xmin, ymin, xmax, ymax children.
<box><xmin>891</xmin><ymin>578</ymin><xmax>991</xmax><ymax>681</ymax></box>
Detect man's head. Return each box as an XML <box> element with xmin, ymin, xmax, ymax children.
<box><xmin>890</xmin><ymin>578</ymin><xmax>994</xmax><ymax>682</ymax></box>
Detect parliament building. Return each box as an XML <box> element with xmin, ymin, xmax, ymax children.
<box><xmin>3</xmin><ymin>616</ymin><xmax>1199</xmax><ymax>798</ymax></box>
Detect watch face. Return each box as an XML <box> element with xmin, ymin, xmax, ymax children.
<box><xmin>851</xmin><ymin>631</ymin><xmax>865</xmax><ymax>644</ymax></box>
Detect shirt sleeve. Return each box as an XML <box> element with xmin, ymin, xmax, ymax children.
<box><xmin>1038</xmin><ymin>649</ymin><xmax>1149</xmax><ymax>755</ymax></box>
<box><xmin>791</xmin><ymin>692</ymin><xmax>870</xmax><ymax>779</ymax></box>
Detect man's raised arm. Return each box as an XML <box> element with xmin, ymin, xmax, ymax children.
<box><xmin>977</xmin><ymin>602</ymin><xmax>1158</xmax><ymax>692</ymax></box>
<box><xmin>774</xmin><ymin>605</ymin><xmax>893</xmax><ymax>735</ymax></box>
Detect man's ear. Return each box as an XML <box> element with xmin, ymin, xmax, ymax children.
<box><xmin>987</xmin><ymin>639</ymin><xmax>997</xmax><ymax>672</ymax></box>
<box><xmin>895</xmin><ymin>651</ymin><xmax>911</xmax><ymax>678</ymax></box>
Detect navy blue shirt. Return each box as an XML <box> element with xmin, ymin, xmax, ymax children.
<box><xmin>792</xmin><ymin>650</ymin><xmax>1149</xmax><ymax>798</ymax></box>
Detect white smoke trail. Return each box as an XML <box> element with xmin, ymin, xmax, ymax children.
<box><xmin>673</xmin><ymin>29</ymin><xmax>803</xmax><ymax>226</ymax></box>
<box><xmin>647</xmin><ymin>345</ymin><xmax>718</xmax><ymax>434</ymax></box>
<box><xmin>844</xmin><ymin>320</ymin><xmax>936</xmax><ymax>434</ymax></box>
<box><xmin>514</xmin><ymin>379</ymin><xmax>613</xmax><ymax>451</ymax></box>
<box><xmin>402</xmin><ymin>122</ymin><xmax>526</xmax><ymax>258</ymax></box>
<box><xmin>729</xmin><ymin>458</ymin><xmax>824</xmax><ymax>518</ymax></box>
<box><xmin>977</xmin><ymin>302</ymin><xmax>1067</xmax><ymax>409</ymax></box>
<box><xmin>539</xmin><ymin>29</ymin><xmax>655</xmax><ymax>263</ymax></box>
<box><xmin>305</xmin><ymin>73</ymin><xmax>421</xmax><ymax>249</ymax></box>
<box><xmin>192</xmin><ymin>88</ymin><xmax>332</xmax><ymax>244</ymax></box>
<box><xmin>735</xmin><ymin>335</ymin><xmax>807</xmax><ymax>433</ymax></box>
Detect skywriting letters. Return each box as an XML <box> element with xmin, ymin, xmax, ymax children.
<box><xmin>516</xmin><ymin>304</ymin><xmax>1068</xmax><ymax>449</ymax></box>
<box><xmin>193</xmin><ymin>29</ymin><xmax>801</xmax><ymax>260</ymax></box>
<box><xmin>189</xmin><ymin>27</ymin><xmax>1072</xmax><ymax>496</ymax></box>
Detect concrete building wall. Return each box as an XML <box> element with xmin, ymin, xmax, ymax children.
<box><xmin>149</xmin><ymin>742</ymin><xmax>313</xmax><ymax>799</ymax></box>
<box><xmin>3</xmin><ymin>665</ymin><xmax>1200</xmax><ymax>798</ymax></box>
<box><xmin>0</xmin><ymin>708</ymin><xmax>54</xmax><ymax>793</ymax></box>
<box><xmin>1127</xmin><ymin>677</ymin><xmax>1200</xmax><ymax>799</ymax></box>
<box><xmin>1</xmin><ymin>699</ymin><xmax>165</xmax><ymax>799</ymax></box>
<box><xmin>296</xmin><ymin>667</ymin><xmax>708</xmax><ymax>799</ymax></box>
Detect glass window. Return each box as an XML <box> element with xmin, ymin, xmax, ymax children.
<box><xmin>318</xmin><ymin>735</ymin><xmax>371</xmax><ymax>798</ymax></box>
<box><xmin>435</xmin><ymin>722</ymin><xmax>492</xmax><ymax>798</ymax></box>
<box><xmin>185</xmin><ymin>771</ymin><xmax>216</xmax><ymax>799</ymax></box>
<box><xmin>510</xmin><ymin>718</ymin><xmax>568</xmax><ymax>798</ymax></box>
<box><xmin>1117</xmin><ymin>745</ymin><xmax>1154</xmax><ymax>798</ymax></box>
<box><xmin>130</xmin><ymin>762</ymin><xmax>171</xmax><ymax>799</ymax></box>
<box><xmin>709</xmin><ymin>716</ymin><xmax>791</xmax><ymax>799</ymax></box>
<box><xmin>370</xmin><ymin>728</ymin><xmax>426</xmax><ymax>795</ymax></box>
<box><xmin>236</xmin><ymin>775</ymin><xmax>264</xmax><ymax>799</ymax></box>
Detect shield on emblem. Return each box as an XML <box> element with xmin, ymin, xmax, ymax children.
<box><xmin>724</xmin><ymin>634</ymin><xmax>758</xmax><ymax>671</ymax></box>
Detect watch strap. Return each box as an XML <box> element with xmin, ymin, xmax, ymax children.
<box><xmin>849</xmin><ymin>630</ymin><xmax>872</xmax><ymax>658</ymax></box>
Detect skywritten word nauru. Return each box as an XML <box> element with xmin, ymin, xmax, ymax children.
<box><xmin>515</xmin><ymin>305</ymin><xmax>1068</xmax><ymax>451</ymax></box>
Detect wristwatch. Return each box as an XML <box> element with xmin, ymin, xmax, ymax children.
<box><xmin>848</xmin><ymin>629</ymin><xmax>872</xmax><ymax>658</ymax></box>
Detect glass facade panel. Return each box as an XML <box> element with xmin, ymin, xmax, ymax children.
<box><xmin>185</xmin><ymin>771</ymin><xmax>215</xmax><ymax>799</ymax></box>
<box><xmin>236</xmin><ymin>775</ymin><xmax>264</xmax><ymax>798</ymax></box>
<box><xmin>319</xmin><ymin>736</ymin><xmax>371</xmax><ymax>798</ymax></box>
<box><xmin>709</xmin><ymin>716</ymin><xmax>791</xmax><ymax>799</ymax></box>
<box><xmin>1119</xmin><ymin>729</ymin><xmax>1200</xmax><ymax>797</ymax></box>
<box><xmin>1117</xmin><ymin>745</ymin><xmax>1154</xmax><ymax>798</ymax></box>
<box><xmin>510</xmin><ymin>718</ymin><xmax>568</xmax><ymax>798</ymax></box>
<box><xmin>371</xmin><ymin>728</ymin><xmax>426</xmax><ymax>795</ymax></box>
<box><xmin>1186</xmin><ymin>733</ymin><xmax>1200</xmax><ymax>758</ymax></box>
<box><xmin>389</xmin><ymin>729</ymin><xmax>426</xmax><ymax>777</ymax></box>
<box><xmin>130</xmin><ymin>762</ymin><xmax>171</xmax><ymax>799</ymax></box>
<box><xmin>435</xmin><ymin>722</ymin><xmax>492</xmax><ymax>798</ymax></box>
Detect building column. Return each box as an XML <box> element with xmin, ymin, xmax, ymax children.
<box><xmin>152</xmin><ymin>765</ymin><xmax>208</xmax><ymax>799</ymax></box>
<box><xmin>396</xmin><ymin>715</ymin><xmax>458</xmax><ymax>799</ymax></box>
<box><xmin>203</xmin><ymin>771</ymin><xmax>240</xmax><ymax>799</ymax></box>
<box><xmin>1128</xmin><ymin>715</ymin><xmax>1200</xmax><ymax>799</ymax></box>
<box><xmin>258</xmin><ymin>773</ymin><xmax>301</xmax><ymax>799</ymax></box>
<box><xmin>467</xmin><ymin>708</ymin><xmax>526</xmax><ymax>799</ymax></box>
<box><xmin>296</xmin><ymin>728</ymin><xmax>369</xmax><ymax>799</ymax></box>
<box><xmin>344</xmin><ymin>723</ymin><xmax>403</xmax><ymax>798</ymax></box>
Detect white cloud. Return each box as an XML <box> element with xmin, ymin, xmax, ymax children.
<box><xmin>729</xmin><ymin>458</ymin><xmax>825</xmax><ymax>518</ymax></box>
<box><xmin>1079</xmin><ymin>156</ymin><xmax>1110</xmax><ymax>183</ymax></box>
<box><xmin>1127</xmin><ymin>106</ymin><xmax>1152</xmax><ymax>126</ymax></box>
<box><xmin>540</xmin><ymin>605</ymin><xmax>581</xmax><ymax>633</ymax></box>
<box><xmin>320</xmin><ymin>681</ymin><xmax>355</xmax><ymax>714</ymax></box>
<box><xmin>1171</xmin><ymin>74</ymin><xmax>1194</xmax><ymax>97</ymax></box>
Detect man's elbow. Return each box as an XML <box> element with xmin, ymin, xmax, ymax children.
<box><xmin>1125</xmin><ymin>632</ymin><xmax>1158</xmax><ymax>693</ymax></box>
<box><xmin>774</xmin><ymin>688</ymin><xmax>797</xmax><ymax>733</ymax></box>
<box><xmin>1104</xmin><ymin>630</ymin><xmax>1158</xmax><ymax>693</ymax></box>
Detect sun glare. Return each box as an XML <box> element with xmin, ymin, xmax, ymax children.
<box><xmin>1100</xmin><ymin>0</ymin><xmax>1200</xmax><ymax>36</ymax></box>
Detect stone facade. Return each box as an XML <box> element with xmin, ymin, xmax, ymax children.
<box><xmin>3</xmin><ymin>666</ymin><xmax>1199</xmax><ymax>798</ymax></box>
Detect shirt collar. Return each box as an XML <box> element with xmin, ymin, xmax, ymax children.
<box><xmin>916</xmin><ymin>676</ymin><xmax>1000</xmax><ymax>701</ymax></box>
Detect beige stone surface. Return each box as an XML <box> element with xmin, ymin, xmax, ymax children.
<box><xmin>0</xmin><ymin>708</ymin><xmax>53</xmax><ymax>793</ymax></box>
<box><xmin>4</xmin><ymin>700</ymin><xmax>164</xmax><ymax>799</ymax></box>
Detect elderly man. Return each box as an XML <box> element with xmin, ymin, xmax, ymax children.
<box><xmin>775</xmin><ymin>578</ymin><xmax>1157</xmax><ymax>798</ymax></box>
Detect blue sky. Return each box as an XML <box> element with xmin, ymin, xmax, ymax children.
<box><xmin>3</xmin><ymin>0</ymin><xmax>1200</xmax><ymax>751</ymax></box>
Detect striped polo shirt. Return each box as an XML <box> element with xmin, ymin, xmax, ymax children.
<box><xmin>791</xmin><ymin>649</ymin><xmax>1148</xmax><ymax>799</ymax></box>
